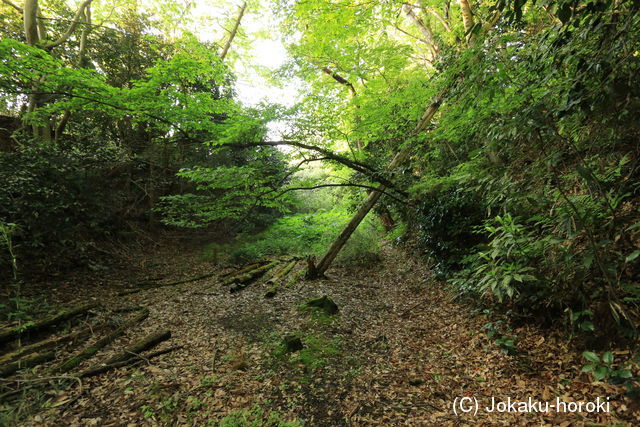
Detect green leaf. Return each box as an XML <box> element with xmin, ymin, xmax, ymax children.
<box><xmin>581</xmin><ymin>364</ymin><xmax>596</xmax><ymax>373</ymax></box>
<box><xmin>625</xmin><ymin>250</ymin><xmax>640</xmax><ymax>263</ymax></box>
<box><xmin>580</xmin><ymin>321</ymin><xmax>595</xmax><ymax>332</ymax></box>
<box><xmin>593</xmin><ymin>365</ymin><xmax>608</xmax><ymax>381</ymax></box>
<box><xmin>602</xmin><ymin>351</ymin><xmax>613</xmax><ymax>365</ymax></box>
<box><xmin>583</xmin><ymin>351</ymin><xmax>600</xmax><ymax>363</ymax></box>
<box><xmin>613</xmin><ymin>369</ymin><xmax>633</xmax><ymax>379</ymax></box>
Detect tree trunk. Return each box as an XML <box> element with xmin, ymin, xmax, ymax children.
<box><xmin>55</xmin><ymin>5</ymin><xmax>91</xmax><ymax>142</ymax></box>
<box><xmin>309</xmin><ymin>92</ymin><xmax>445</xmax><ymax>278</ymax></box>
<box><xmin>23</xmin><ymin>0</ymin><xmax>39</xmax><ymax>46</ymax></box>
<box><xmin>459</xmin><ymin>0</ymin><xmax>475</xmax><ymax>39</ymax></box>
<box><xmin>21</xmin><ymin>0</ymin><xmax>94</xmax><ymax>140</ymax></box>
<box><xmin>220</xmin><ymin>1</ymin><xmax>247</xmax><ymax>61</ymax></box>
<box><xmin>403</xmin><ymin>4</ymin><xmax>439</xmax><ymax>58</ymax></box>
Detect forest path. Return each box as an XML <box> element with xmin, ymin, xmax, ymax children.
<box><xmin>26</xmin><ymin>238</ymin><xmax>634</xmax><ymax>425</ymax></box>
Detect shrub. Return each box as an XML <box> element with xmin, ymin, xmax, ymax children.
<box><xmin>412</xmin><ymin>184</ymin><xmax>486</xmax><ymax>274</ymax></box>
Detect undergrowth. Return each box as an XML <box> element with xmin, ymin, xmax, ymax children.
<box><xmin>203</xmin><ymin>209</ymin><xmax>383</xmax><ymax>265</ymax></box>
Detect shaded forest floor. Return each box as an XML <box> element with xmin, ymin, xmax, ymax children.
<box><xmin>3</xmin><ymin>233</ymin><xmax>639</xmax><ymax>426</ymax></box>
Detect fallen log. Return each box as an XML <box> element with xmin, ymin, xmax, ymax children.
<box><xmin>55</xmin><ymin>308</ymin><xmax>149</xmax><ymax>373</ymax></box>
<box><xmin>118</xmin><ymin>273</ymin><xmax>219</xmax><ymax>296</ymax></box>
<box><xmin>221</xmin><ymin>261</ymin><xmax>267</xmax><ymax>279</ymax></box>
<box><xmin>266</xmin><ymin>260</ymin><xmax>298</xmax><ymax>285</ymax></box>
<box><xmin>264</xmin><ymin>260</ymin><xmax>299</xmax><ymax>298</ymax></box>
<box><xmin>285</xmin><ymin>270</ymin><xmax>305</xmax><ymax>288</ymax></box>
<box><xmin>103</xmin><ymin>330</ymin><xmax>171</xmax><ymax>365</ymax></box>
<box><xmin>224</xmin><ymin>260</ymin><xmax>280</xmax><ymax>286</ymax></box>
<box><xmin>0</xmin><ymin>352</ymin><xmax>55</xmax><ymax>377</ymax></box>
<box><xmin>0</xmin><ymin>302</ymin><xmax>98</xmax><ymax>346</ymax></box>
<box><xmin>0</xmin><ymin>323</ymin><xmax>104</xmax><ymax>366</ymax></box>
<box><xmin>228</xmin><ymin>261</ymin><xmax>283</xmax><ymax>293</ymax></box>
<box><xmin>111</xmin><ymin>306</ymin><xmax>145</xmax><ymax>314</ymax></box>
<box><xmin>79</xmin><ymin>345</ymin><xmax>183</xmax><ymax>378</ymax></box>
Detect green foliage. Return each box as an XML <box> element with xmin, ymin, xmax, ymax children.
<box><xmin>400</xmin><ymin>0</ymin><xmax>640</xmax><ymax>334</ymax></box>
<box><xmin>482</xmin><ymin>320</ymin><xmax>518</xmax><ymax>355</ymax></box>
<box><xmin>272</xmin><ymin>332</ymin><xmax>341</xmax><ymax>373</ymax></box>
<box><xmin>0</xmin><ymin>293</ymin><xmax>52</xmax><ymax>323</ymax></box>
<box><xmin>454</xmin><ymin>214</ymin><xmax>542</xmax><ymax>303</ymax></box>
<box><xmin>218</xmin><ymin>405</ymin><xmax>300</xmax><ymax>427</ymax></box>
<box><xmin>225</xmin><ymin>209</ymin><xmax>382</xmax><ymax>265</ymax></box>
<box><xmin>158</xmin><ymin>148</ymin><xmax>289</xmax><ymax>228</ymax></box>
<box><xmin>581</xmin><ymin>351</ymin><xmax>634</xmax><ymax>384</ymax></box>
<box><xmin>0</xmin><ymin>144</ymin><xmax>127</xmax><ymax>267</ymax></box>
<box><xmin>411</xmin><ymin>180</ymin><xmax>486</xmax><ymax>274</ymax></box>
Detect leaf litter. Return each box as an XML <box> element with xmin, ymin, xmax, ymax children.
<box><xmin>4</xmin><ymin>236</ymin><xmax>639</xmax><ymax>426</ymax></box>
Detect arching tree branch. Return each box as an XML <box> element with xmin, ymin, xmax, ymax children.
<box><xmin>216</xmin><ymin>140</ymin><xmax>406</xmax><ymax>194</ymax></box>
<box><xmin>264</xmin><ymin>184</ymin><xmax>408</xmax><ymax>205</ymax></box>
<box><xmin>403</xmin><ymin>4</ymin><xmax>439</xmax><ymax>57</ymax></box>
<box><xmin>44</xmin><ymin>0</ymin><xmax>94</xmax><ymax>49</ymax></box>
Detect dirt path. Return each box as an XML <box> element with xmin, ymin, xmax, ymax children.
<box><xmin>11</xmin><ymin>241</ymin><xmax>639</xmax><ymax>425</ymax></box>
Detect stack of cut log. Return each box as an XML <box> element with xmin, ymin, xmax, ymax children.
<box><xmin>219</xmin><ymin>257</ymin><xmax>305</xmax><ymax>297</ymax></box>
<box><xmin>0</xmin><ymin>303</ymin><xmax>179</xmax><ymax>398</ymax></box>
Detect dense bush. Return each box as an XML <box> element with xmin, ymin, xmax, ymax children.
<box><xmin>398</xmin><ymin>0</ymin><xmax>640</xmax><ymax>335</ymax></box>
<box><xmin>0</xmin><ymin>144</ymin><xmax>126</xmax><ymax>270</ymax></box>
<box><xmin>412</xmin><ymin>184</ymin><xmax>486</xmax><ymax>275</ymax></box>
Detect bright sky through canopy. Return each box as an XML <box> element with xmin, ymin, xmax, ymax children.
<box><xmin>134</xmin><ymin>0</ymin><xmax>299</xmax><ymax>107</ymax></box>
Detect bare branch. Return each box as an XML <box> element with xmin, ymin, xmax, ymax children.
<box><xmin>427</xmin><ymin>6</ymin><xmax>452</xmax><ymax>32</ymax></box>
<box><xmin>321</xmin><ymin>67</ymin><xmax>357</xmax><ymax>96</ymax></box>
<box><xmin>265</xmin><ymin>184</ymin><xmax>408</xmax><ymax>205</ymax></box>
<box><xmin>402</xmin><ymin>4</ymin><xmax>439</xmax><ymax>57</ymax></box>
<box><xmin>394</xmin><ymin>24</ymin><xmax>431</xmax><ymax>46</ymax></box>
<box><xmin>216</xmin><ymin>140</ymin><xmax>406</xmax><ymax>194</ymax></box>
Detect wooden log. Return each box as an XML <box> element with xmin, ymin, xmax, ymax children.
<box><xmin>111</xmin><ymin>306</ymin><xmax>145</xmax><ymax>314</ymax></box>
<box><xmin>117</xmin><ymin>272</ymin><xmax>219</xmax><ymax>296</ymax></box>
<box><xmin>285</xmin><ymin>270</ymin><xmax>305</xmax><ymax>288</ymax></box>
<box><xmin>55</xmin><ymin>308</ymin><xmax>149</xmax><ymax>373</ymax></box>
<box><xmin>0</xmin><ymin>323</ymin><xmax>104</xmax><ymax>365</ymax></box>
<box><xmin>0</xmin><ymin>352</ymin><xmax>55</xmax><ymax>377</ymax></box>
<box><xmin>103</xmin><ymin>330</ymin><xmax>171</xmax><ymax>365</ymax></box>
<box><xmin>223</xmin><ymin>260</ymin><xmax>279</xmax><ymax>286</ymax></box>
<box><xmin>266</xmin><ymin>260</ymin><xmax>298</xmax><ymax>285</ymax></box>
<box><xmin>264</xmin><ymin>260</ymin><xmax>299</xmax><ymax>298</ymax></box>
<box><xmin>79</xmin><ymin>345</ymin><xmax>183</xmax><ymax>378</ymax></box>
<box><xmin>227</xmin><ymin>261</ymin><xmax>282</xmax><ymax>293</ymax></box>
<box><xmin>221</xmin><ymin>261</ymin><xmax>266</xmax><ymax>279</ymax></box>
<box><xmin>0</xmin><ymin>302</ymin><xmax>98</xmax><ymax>345</ymax></box>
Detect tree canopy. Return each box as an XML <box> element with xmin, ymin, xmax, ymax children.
<box><xmin>1</xmin><ymin>0</ymin><xmax>639</xmax><ymax>339</ymax></box>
